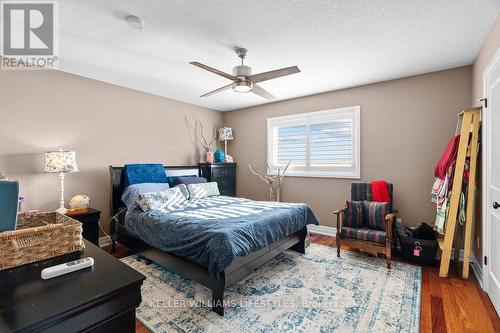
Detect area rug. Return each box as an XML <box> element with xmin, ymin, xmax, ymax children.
<box><xmin>121</xmin><ymin>244</ymin><xmax>421</xmax><ymax>332</ymax></box>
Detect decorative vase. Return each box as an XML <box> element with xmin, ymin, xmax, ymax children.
<box><xmin>214</xmin><ymin>149</ymin><xmax>225</xmax><ymax>163</ymax></box>
<box><xmin>205</xmin><ymin>149</ymin><xmax>214</xmax><ymax>163</ymax></box>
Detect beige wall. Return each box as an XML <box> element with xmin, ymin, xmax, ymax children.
<box><xmin>224</xmin><ymin>66</ymin><xmax>472</xmax><ymax>228</ymax></box>
<box><xmin>0</xmin><ymin>69</ymin><xmax>223</xmax><ymax>231</ymax></box>
<box><xmin>472</xmin><ymin>13</ymin><xmax>500</xmax><ymax>106</ymax></box>
<box><xmin>471</xmin><ymin>13</ymin><xmax>500</xmax><ymax>261</ymax></box>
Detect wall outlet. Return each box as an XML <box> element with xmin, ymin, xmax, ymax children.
<box><xmin>396</xmin><ymin>217</ymin><xmax>402</xmax><ymax>224</ymax></box>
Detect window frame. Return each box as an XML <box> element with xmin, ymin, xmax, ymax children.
<box><xmin>266</xmin><ymin>106</ymin><xmax>361</xmax><ymax>179</ymax></box>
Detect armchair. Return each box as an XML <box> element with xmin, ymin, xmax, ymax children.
<box><xmin>334</xmin><ymin>182</ymin><xmax>396</xmax><ymax>269</ymax></box>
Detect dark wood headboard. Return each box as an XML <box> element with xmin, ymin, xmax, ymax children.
<box><xmin>108</xmin><ymin>165</ymin><xmax>200</xmax><ymax>216</ymax></box>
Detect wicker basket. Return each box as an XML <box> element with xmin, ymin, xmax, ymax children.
<box><xmin>0</xmin><ymin>211</ymin><xmax>84</xmax><ymax>270</ymax></box>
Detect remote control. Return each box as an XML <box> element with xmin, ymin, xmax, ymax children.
<box><xmin>41</xmin><ymin>257</ymin><xmax>94</xmax><ymax>280</ymax></box>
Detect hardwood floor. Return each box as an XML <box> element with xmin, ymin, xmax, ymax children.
<box><xmin>110</xmin><ymin>234</ymin><xmax>500</xmax><ymax>333</ymax></box>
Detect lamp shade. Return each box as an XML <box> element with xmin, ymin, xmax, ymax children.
<box><xmin>44</xmin><ymin>150</ymin><xmax>79</xmax><ymax>173</ymax></box>
<box><xmin>219</xmin><ymin>127</ymin><xmax>233</xmax><ymax>141</ymax></box>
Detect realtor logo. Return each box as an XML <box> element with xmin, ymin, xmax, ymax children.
<box><xmin>1</xmin><ymin>1</ymin><xmax>59</xmax><ymax>69</ymax></box>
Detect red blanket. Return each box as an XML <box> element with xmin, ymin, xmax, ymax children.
<box><xmin>435</xmin><ymin>135</ymin><xmax>460</xmax><ymax>179</ymax></box>
<box><xmin>371</xmin><ymin>180</ymin><xmax>391</xmax><ymax>203</ymax></box>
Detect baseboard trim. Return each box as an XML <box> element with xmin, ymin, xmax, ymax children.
<box><xmin>99</xmin><ymin>236</ymin><xmax>112</xmax><ymax>248</ymax></box>
<box><xmin>308</xmin><ymin>225</ymin><xmax>337</xmax><ymax>237</ymax></box>
<box><xmin>470</xmin><ymin>252</ymin><xmax>483</xmax><ymax>287</ymax></box>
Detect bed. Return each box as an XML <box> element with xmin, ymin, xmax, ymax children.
<box><xmin>109</xmin><ymin>165</ymin><xmax>318</xmax><ymax>315</ymax></box>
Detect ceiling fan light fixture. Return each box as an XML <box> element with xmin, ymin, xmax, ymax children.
<box><xmin>232</xmin><ymin>81</ymin><xmax>253</xmax><ymax>93</ymax></box>
<box><xmin>190</xmin><ymin>47</ymin><xmax>299</xmax><ymax>99</ymax></box>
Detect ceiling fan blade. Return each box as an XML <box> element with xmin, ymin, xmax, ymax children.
<box><xmin>189</xmin><ymin>62</ymin><xmax>238</xmax><ymax>81</ymax></box>
<box><xmin>248</xmin><ymin>66</ymin><xmax>300</xmax><ymax>83</ymax></box>
<box><xmin>200</xmin><ymin>83</ymin><xmax>233</xmax><ymax>97</ymax></box>
<box><xmin>252</xmin><ymin>84</ymin><xmax>276</xmax><ymax>100</ymax></box>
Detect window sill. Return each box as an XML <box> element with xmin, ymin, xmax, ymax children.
<box><xmin>268</xmin><ymin>170</ymin><xmax>360</xmax><ymax>179</ymax></box>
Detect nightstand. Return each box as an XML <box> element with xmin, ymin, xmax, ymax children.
<box><xmin>66</xmin><ymin>208</ymin><xmax>101</xmax><ymax>246</ymax></box>
<box><xmin>198</xmin><ymin>163</ymin><xmax>237</xmax><ymax>197</ymax></box>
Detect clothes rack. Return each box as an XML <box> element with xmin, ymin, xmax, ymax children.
<box><xmin>438</xmin><ymin>107</ymin><xmax>481</xmax><ymax>278</ymax></box>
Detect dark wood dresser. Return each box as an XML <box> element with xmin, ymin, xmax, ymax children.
<box><xmin>198</xmin><ymin>163</ymin><xmax>237</xmax><ymax>197</ymax></box>
<box><xmin>0</xmin><ymin>240</ymin><xmax>145</xmax><ymax>333</ymax></box>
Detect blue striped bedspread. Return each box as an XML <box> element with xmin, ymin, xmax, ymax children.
<box><xmin>124</xmin><ymin>196</ymin><xmax>319</xmax><ymax>279</ymax></box>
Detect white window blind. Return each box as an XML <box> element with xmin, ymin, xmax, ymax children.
<box><xmin>267</xmin><ymin>106</ymin><xmax>360</xmax><ymax>178</ymax></box>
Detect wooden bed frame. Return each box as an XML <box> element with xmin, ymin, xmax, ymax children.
<box><xmin>109</xmin><ymin>165</ymin><xmax>308</xmax><ymax>316</ymax></box>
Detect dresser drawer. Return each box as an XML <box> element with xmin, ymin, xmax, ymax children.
<box><xmin>217</xmin><ymin>176</ymin><xmax>234</xmax><ymax>187</ymax></box>
<box><xmin>219</xmin><ymin>182</ymin><xmax>235</xmax><ymax>196</ymax></box>
<box><xmin>212</xmin><ymin>167</ymin><xmax>235</xmax><ymax>178</ymax></box>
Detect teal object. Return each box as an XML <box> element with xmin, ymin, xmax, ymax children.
<box><xmin>214</xmin><ymin>149</ymin><xmax>225</xmax><ymax>163</ymax></box>
<box><xmin>0</xmin><ymin>180</ymin><xmax>19</xmax><ymax>232</ymax></box>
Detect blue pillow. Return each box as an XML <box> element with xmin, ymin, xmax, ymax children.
<box><xmin>121</xmin><ymin>183</ymin><xmax>170</xmax><ymax>210</ymax></box>
<box><xmin>173</xmin><ymin>176</ymin><xmax>207</xmax><ymax>186</ymax></box>
<box><xmin>166</xmin><ymin>175</ymin><xmax>197</xmax><ymax>187</ymax></box>
<box><xmin>123</xmin><ymin>164</ymin><xmax>167</xmax><ymax>188</ymax></box>
<box><xmin>173</xmin><ymin>184</ymin><xmax>189</xmax><ymax>199</ymax></box>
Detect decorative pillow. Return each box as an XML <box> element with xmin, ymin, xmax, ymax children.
<box><xmin>343</xmin><ymin>201</ymin><xmax>364</xmax><ymax>227</ymax></box>
<box><xmin>363</xmin><ymin>201</ymin><xmax>391</xmax><ymax>231</ymax></box>
<box><xmin>167</xmin><ymin>175</ymin><xmax>197</xmax><ymax>187</ymax></box>
<box><xmin>121</xmin><ymin>183</ymin><xmax>170</xmax><ymax>210</ymax></box>
<box><xmin>136</xmin><ymin>187</ymin><xmax>186</xmax><ymax>212</ymax></box>
<box><xmin>173</xmin><ymin>176</ymin><xmax>207</xmax><ymax>186</ymax></box>
<box><xmin>173</xmin><ymin>184</ymin><xmax>189</xmax><ymax>199</ymax></box>
<box><xmin>123</xmin><ymin>163</ymin><xmax>167</xmax><ymax>188</ymax></box>
<box><xmin>187</xmin><ymin>182</ymin><xmax>220</xmax><ymax>200</ymax></box>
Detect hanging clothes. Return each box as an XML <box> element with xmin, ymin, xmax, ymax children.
<box><xmin>432</xmin><ymin>149</ymin><xmax>470</xmax><ymax>234</ymax></box>
<box><xmin>435</xmin><ymin>194</ymin><xmax>449</xmax><ymax>234</ymax></box>
<box><xmin>434</xmin><ymin>135</ymin><xmax>460</xmax><ymax>179</ymax></box>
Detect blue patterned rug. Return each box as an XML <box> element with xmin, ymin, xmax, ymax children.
<box><xmin>121</xmin><ymin>244</ymin><xmax>421</xmax><ymax>332</ymax></box>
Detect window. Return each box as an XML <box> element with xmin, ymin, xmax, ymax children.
<box><xmin>267</xmin><ymin>106</ymin><xmax>360</xmax><ymax>178</ymax></box>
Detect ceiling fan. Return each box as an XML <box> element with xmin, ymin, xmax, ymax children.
<box><xmin>190</xmin><ymin>48</ymin><xmax>300</xmax><ymax>100</ymax></box>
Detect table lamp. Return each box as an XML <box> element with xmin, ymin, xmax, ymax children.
<box><xmin>218</xmin><ymin>127</ymin><xmax>233</xmax><ymax>162</ymax></box>
<box><xmin>44</xmin><ymin>149</ymin><xmax>79</xmax><ymax>214</ymax></box>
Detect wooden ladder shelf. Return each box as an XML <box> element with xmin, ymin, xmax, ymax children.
<box><xmin>438</xmin><ymin>107</ymin><xmax>481</xmax><ymax>278</ymax></box>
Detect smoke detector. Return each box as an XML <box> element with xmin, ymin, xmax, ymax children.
<box><xmin>126</xmin><ymin>15</ymin><xmax>144</xmax><ymax>30</ymax></box>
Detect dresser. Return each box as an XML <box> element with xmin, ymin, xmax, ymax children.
<box><xmin>198</xmin><ymin>163</ymin><xmax>237</xmax><ymax>197</ymax></box>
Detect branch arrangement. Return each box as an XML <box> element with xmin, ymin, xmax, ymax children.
<box><xmin>185</xmin><ymin>117</ymin><xmax>217</xmax><ymax>151</ymax></box>
<box><xmin>248</xmin><ymin>161</ymin><xmax>291</xmax><ymax>202</ymax></box>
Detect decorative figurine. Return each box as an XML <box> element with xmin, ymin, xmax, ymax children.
<box><xmin>214</xmin><ymin>149</ymin><xmax>225</xmax><ymax>163</ymax></box>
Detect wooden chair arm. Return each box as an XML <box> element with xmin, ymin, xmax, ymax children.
<box><xmin>385</xmin><ymin>213</ymin><xmax>397</xmax><ymax>222</ymax></box>
<box><xmin>385</xmin><ymin>215</ymin><xmax>394</xmax><ymax>240</ymax></box>
<box><xmin>334</xmin><ymin>207</ymin><xmax>345</xmax><ymax>230</ymax></box>
<box><xmin>334</xmin><ymin>208</ymin><xmax>345</xmax><ymax>215</ymax></box>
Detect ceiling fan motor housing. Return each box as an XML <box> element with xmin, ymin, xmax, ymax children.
<box><xmin>233</xmin><ymin>65</ymin><xmax>252</xmax><ymax>80</ymax></box>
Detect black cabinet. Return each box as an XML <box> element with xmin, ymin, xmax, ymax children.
<box><xmin>66</xmin><ymin>208</ymin><xmax>101</xmax><ymax>246</ymax></box>
<box><xmin>198</xmin><ymin>163</ymin><xmax>237</xmax><ymax>197</ymax></box>
<box><xmin>0</xmin><ymin>240</ymin><xmax>145</xmax><ymax>332</ymax></box>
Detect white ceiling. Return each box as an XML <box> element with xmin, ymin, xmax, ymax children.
<box><xmin>57</xmin><ymin>0</ymin><xmax>499</xmax><ymax>111</ymax></box>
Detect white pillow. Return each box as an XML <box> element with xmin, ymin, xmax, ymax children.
<box><xmin>187</xmin><ymin>182</ymin><xmax>220</xmax><ymax>199</ymax></box>
<box><xmin>136</xmin><ymin>187</ymin><xmax>186</xmax><ymax>212</ymax></box>
<box><xmin>121</xmin><ymin>183</ymin><xmax>170</xmax><ymax>210</ymax></box>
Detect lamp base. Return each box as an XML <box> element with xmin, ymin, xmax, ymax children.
<box><xmin>56</xmin><ymin>206</ymin><xmax>68</xmax><ymax>214</ymax></box>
